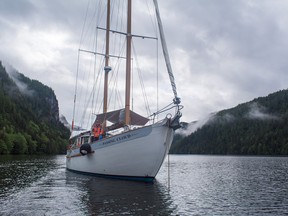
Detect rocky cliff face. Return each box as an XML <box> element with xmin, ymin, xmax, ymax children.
<box><xmin>1</xmin><ymin>62</ymin><xmax>60</xmax><ymax>123</ymax></box>
<box><xmin>0</xmin><ymin>61</ymin><xmax>70</xmax><ymax>155</ymax></box>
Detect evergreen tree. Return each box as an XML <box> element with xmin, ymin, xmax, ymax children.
<box><xmin>0</xmin><ymin>61</ymin><xmax>70</xmax><ymax>155</ymax></box>
<box><xmin>171</xmin><ymin>89</ymin><xmax>288</xmax><ymax>155</ymax></box>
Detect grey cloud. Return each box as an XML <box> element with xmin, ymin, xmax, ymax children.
<box><xmin>1</xmin><ymin>0</ymin><xmax>288</xmax><ymax>123</ymax></box>
<box><xmin>0</xmin><ymin>0</ymin><xmax>36</xmax><ymax>20</ymax></box>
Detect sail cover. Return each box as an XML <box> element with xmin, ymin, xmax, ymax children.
<box><xmin>94</xmin><ymin>109</ymin><xmax>149</xmax><ymax>126</ymax></box>
<box><xmin>153</xmin><ymin>0</ymin><xmax>179</xmax><ymax>103</ymax></box>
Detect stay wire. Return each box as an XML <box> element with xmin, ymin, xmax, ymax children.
<box><xmin>131</xmin><ymin>41</ymin><xmax>151</xmax><ymax>116</ymax></box>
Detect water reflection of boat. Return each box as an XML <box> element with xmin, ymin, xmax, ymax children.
<box><xmin>65</xmin><ymin>171</ymin><xmax>176</xmax><ymax>215</ymax></box>
<box><xmin>66</xmin><ymin>0</ymin><xmax>183</xmax><ymax>182</ymax></box>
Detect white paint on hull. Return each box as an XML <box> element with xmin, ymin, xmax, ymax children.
<box><xmin>66</xmin><ymin>121</ymin><xmax>174</xmax><ymax>179</ymax></box>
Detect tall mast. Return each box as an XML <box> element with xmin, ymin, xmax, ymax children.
<box><xmin>125</xmin><ymin>0</ymin><xmax>132</xmax><ymax>125</ymax></box>
<box><xmin>103</xmin><ymin>0</ymin><xmax>111</xmax><ymax>126</ymax></box>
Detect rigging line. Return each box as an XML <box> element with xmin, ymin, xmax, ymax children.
<box><xmin>156</xmin><ymin>23</ymin><xmax>159</xmax><ymax>121</ymax></box>
<box><xmin>79</xmin><ymin>49</ymin><xmax>126</xmax><ymax>59</ymax></box>
<box><xmin>97</xmin><ymin>27</ymin><xmax>157</xmax><ymax>40</ymax></box>
<box><xmin>78</xmin><ymin>0</ymin><xmax>91</xmax><ymax>48</ymax></box>
<box><xmin>80</xmin><ymin>82</ymin><xmax>95</xmax><ymax>128</ymax></box>
<box><xmin>82</xmin><ymin>24</ymin><xmax>97</xmax><ymax>125</ymax></box>
<box><xmin>95</xmin><ymin>58</ymin><xmax>105</xmax><ymax>115</ymax></box>
<box><xmin>73</xmin><ymin>0</ymin><xmax>94</xmax><ymax>130</ymax></box>
<box><xmin>93</xmin><ymin>0</ymin><xmax>111</xmax><ymax>114</ymax></box>
<box><xmin>110</xmin><ymin>0</ymin><xmax>117</xmax><ymax>56</ymax></box>
<box><xmin>156</xmin><ymin>105</ymin><xmax>178</xmax><ymax>116</ymax></box>
<box><xmin>145</xmin><ymin>0</ymin><xmax>158</xmax><ymax>35</ymax></box>
<box><xmin>82</xmin><ymin>59</ymin><xmax>103</xmax><ymax>128</ymax></box>
<box><xmin>96</xmin><ymin>0</ymin><xmax>103</xmax><ymax>25</ymax></box>
<box><xmin>102</xmin><ymin>0</ymin><xmax>125</xmax><ymax>112</ymax></box>
<box><xmin>149</xmin><ymin>102</ymin><xmax>174</xmax><ymax>117</ymax></box>
<box><xmin>80</xmin><ymin>31</ymin><xmax>99</xmax><ymax>127</ymax></box>
<box><xmin>119</xmin><ymin>1</ymin><xmax>125</xmax><ymax>55</ymax></box>
<box><xmin>153</xmin><ymin>0</ymin><xmax>180</xmax><ymax>104</ymax></box>
<box><xmin>89</xmin><ymin>1</ymin><xmax>107</xmax><ymax>126</ymax></box>
<box><xmin>110</xmin><ymin>1</ymin><xmax>123</xmax><ymax>57</ymax></box>
<box><xmin>76</xmin><ymin>53</ymin><xmax>93</xmax><ymax>128</ymax></box>
<box><xmin>110</xmin><ymin>0</ymin><xmax>125</xmax><ymax>57</ymax></box>
<box><xmin>114</xmin><ymin>64</ymin><xmax>123</xmax><ymax>110</ymax></box>
<box><xmin>107</xmin><ymin>40</ymin><xmax>126</xmax><ymax>109</ymax></box>
<box><xmin>131</xmin><ymin>41</ymin><xmax>151</xmax><ymax>116</ymax></box>
<box><xmin>151</xmin><ymin>103</ymin><xmax>183</xmax><ymax>119</ymax></box>
<box><xmin>93</xmin><ymin>25</ymin><xmax>107</xmax><ymax>116</ymax></box>
<box><xmin>90</xmin><ymin>26</ymin><xmax>100</xmax><ymax>125</ymax></box>
<box><xmin>154</xmin><ymin>1</ymin><xmax>159</xmax><ymax>121</ymax></box>
<box><xmin>74</xmin><ymin>0</ymin><xmax>106</xmax><ymax>128</ymax></box>
<box><xmin>72</xmin><ymin>50</ymin><xmax>81</xmax><ymax>130</ymax></box>
<box><xmin>109</xmin><ymin>56</ymin><xmax>123</xmax><ymax>110</ymax></box>
<box><xmin>109</xmin><ymin>0</ymin><xmax>116</xmax><ymax>61</ymax></box>
<box><xmin>145</xmin><ymin>0</ymin><xmax>159</xmax><ymax>120</ymax></box>
<box><xmin>108</xmin><ymin>58</ymin><xmax>120</xmax><ymax>111</ymax></box>
<box><xmin>76</xmin><ymin>3</ymin><xmax>100</xmax><ymax>128</ymax></box>
<box><xmin>82</xmin><ymin>0</ymin><xmax>101</xmax><ymax>48</ymax></box>
<box><xmin>79</xmin><ymin>55</ymin><xmax>105</xmax><ymax>128</ymax></box>
<box><xmin>112</xmin><ymin>58</ymin><xmax>125</xmax><ymax>110</ymax></box>
<box><xmin>132</xmin><ymin>57</ymin><xmax>134</xmax><ymax>111</ymax></box>
<box><xmin>168</xmin><ymin>152</ymin><xmax>170</xmax><ymax>191</ymax></box>
<box><xmin>98</xmin><ymin>0</ymin><xmax>107</xmax><ymax>24</ymax></box>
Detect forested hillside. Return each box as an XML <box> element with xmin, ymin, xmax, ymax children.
<box><xmin>0</xmin><ymin>61</ymin><xmax>70</xmax><ymax>155</ymax></box>
<box><xmin>170</xmin><ymin>90</ymin><xmax>288</xmax><ymax>155</ymax></box>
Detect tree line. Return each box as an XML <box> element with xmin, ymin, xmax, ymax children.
<box><xmin>0</xmin><ymin>62</ymin><xmax>70</xmax><ymax>155</ymax></box>
<box><xmin>170</xmin><ymin>89</ymin><xmax>288</xmax><ymax>155</ymax></box>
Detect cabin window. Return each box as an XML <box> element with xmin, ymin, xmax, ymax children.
<box><xmin>81</xmin><ymin>136</ymin><xmax>89</xmax><ymax>144</ymax></box>
<box><xmin>84</xmin><ymin>137</ymin><xmax>89</xmax><ymax>143</ymax></box>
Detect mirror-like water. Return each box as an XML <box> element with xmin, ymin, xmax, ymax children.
<box><xmin>1</xmin><ymin>155</ymin><xmax>287</xmax><ymax>215</ymax></box>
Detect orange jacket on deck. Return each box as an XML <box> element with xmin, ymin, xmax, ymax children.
<box><xmin>93</xmin><ymin>126</ymin><xmax>100</xmax><ymax>138</ymax></box>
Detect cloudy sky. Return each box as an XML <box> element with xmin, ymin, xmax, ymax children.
<box><xmin>1</xmin><ymin>0</ymin><xmax>288</xmax><ymax>124</ymax></box>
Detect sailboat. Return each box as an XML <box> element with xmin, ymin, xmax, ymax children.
<box><xmin>66</xmin><ymin>0</ymin><xmax>183</xmax><ymax>182</ymax></box>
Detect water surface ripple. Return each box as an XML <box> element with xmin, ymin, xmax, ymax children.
<box><xmin>0</xmin><ymin>155</ymin><xmax>287</xmax><ymax>215</ymax></box>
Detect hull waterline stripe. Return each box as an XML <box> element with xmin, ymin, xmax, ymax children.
<box><xmin>66</xmin><ymin>168</ymin><xmax>154</xmax><ymax>183</ymax></box>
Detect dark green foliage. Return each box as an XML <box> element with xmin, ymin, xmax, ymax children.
<box><xmin>0</xmin><ymin>139</ymin><xmax>8</xmax><ymax>154</ymax></box>
<box><xmin>10</xmin><ymin>133</ymin><xmax>28</xmax><ymax>154</ymax></box>
<box><xmin>0</xmin><ymin>61</ymin><xmax>70</xmax><ymax>155</ymax></box>
<box><xmin>170</xmin><ymin>89</ymin><xmax>288</xmax><ymax>155</ymax></box>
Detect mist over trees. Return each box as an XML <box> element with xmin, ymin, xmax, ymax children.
<box><xmin>170</xmin><ymin>89</ymin><xmax>288</xmax><ymax>155</ymax></box>
<box><xmin>2</xmin><ymin>60</ymin><xmax>288</xmax><ymax>156</ymax></box>
<box><xmin>0</xmin><ymin>61</ymin><xmax>70</xmax><ymax>155</ymax></box>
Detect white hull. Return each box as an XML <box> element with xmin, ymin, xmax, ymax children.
<box><xmin>66</xmin><ymin>120</ymin><xmax>174</xmax><ymax>181</ymax></box>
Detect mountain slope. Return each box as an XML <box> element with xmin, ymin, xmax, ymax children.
<box><xmin>0</xmin><ymin>61</ymin><xmax>70</xmax><ymax>154</ymax></box>
<box><xmin>170</xmin><ymin>89</ymin><xmax>288</xmax><ymax>155</ymax></box>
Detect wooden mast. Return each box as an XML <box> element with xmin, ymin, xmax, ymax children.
<box><xmin>125</xmin><ymin>0</ymin><xmax>132</xmax><ymax>125</ymax></box>
<box><xmin>103</xmin><ymin>0</ymin><xmax>111</xmax><ymax>127</ymax></box>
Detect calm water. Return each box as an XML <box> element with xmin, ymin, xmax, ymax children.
<box><xmin>0</xmin><ymin>155</ymin><xmax>288</xmax><ymax>215</ymax></box>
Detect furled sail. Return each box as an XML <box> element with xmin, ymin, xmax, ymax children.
<box><xmin>94</xmin><ymin>109</ymin><xmax>149</xmax><ymax>127</ymax></box>
<box><xmin>153</xmin><ymin>0</ymin><xmax>180</xmax><ymax>105</ymax></box>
